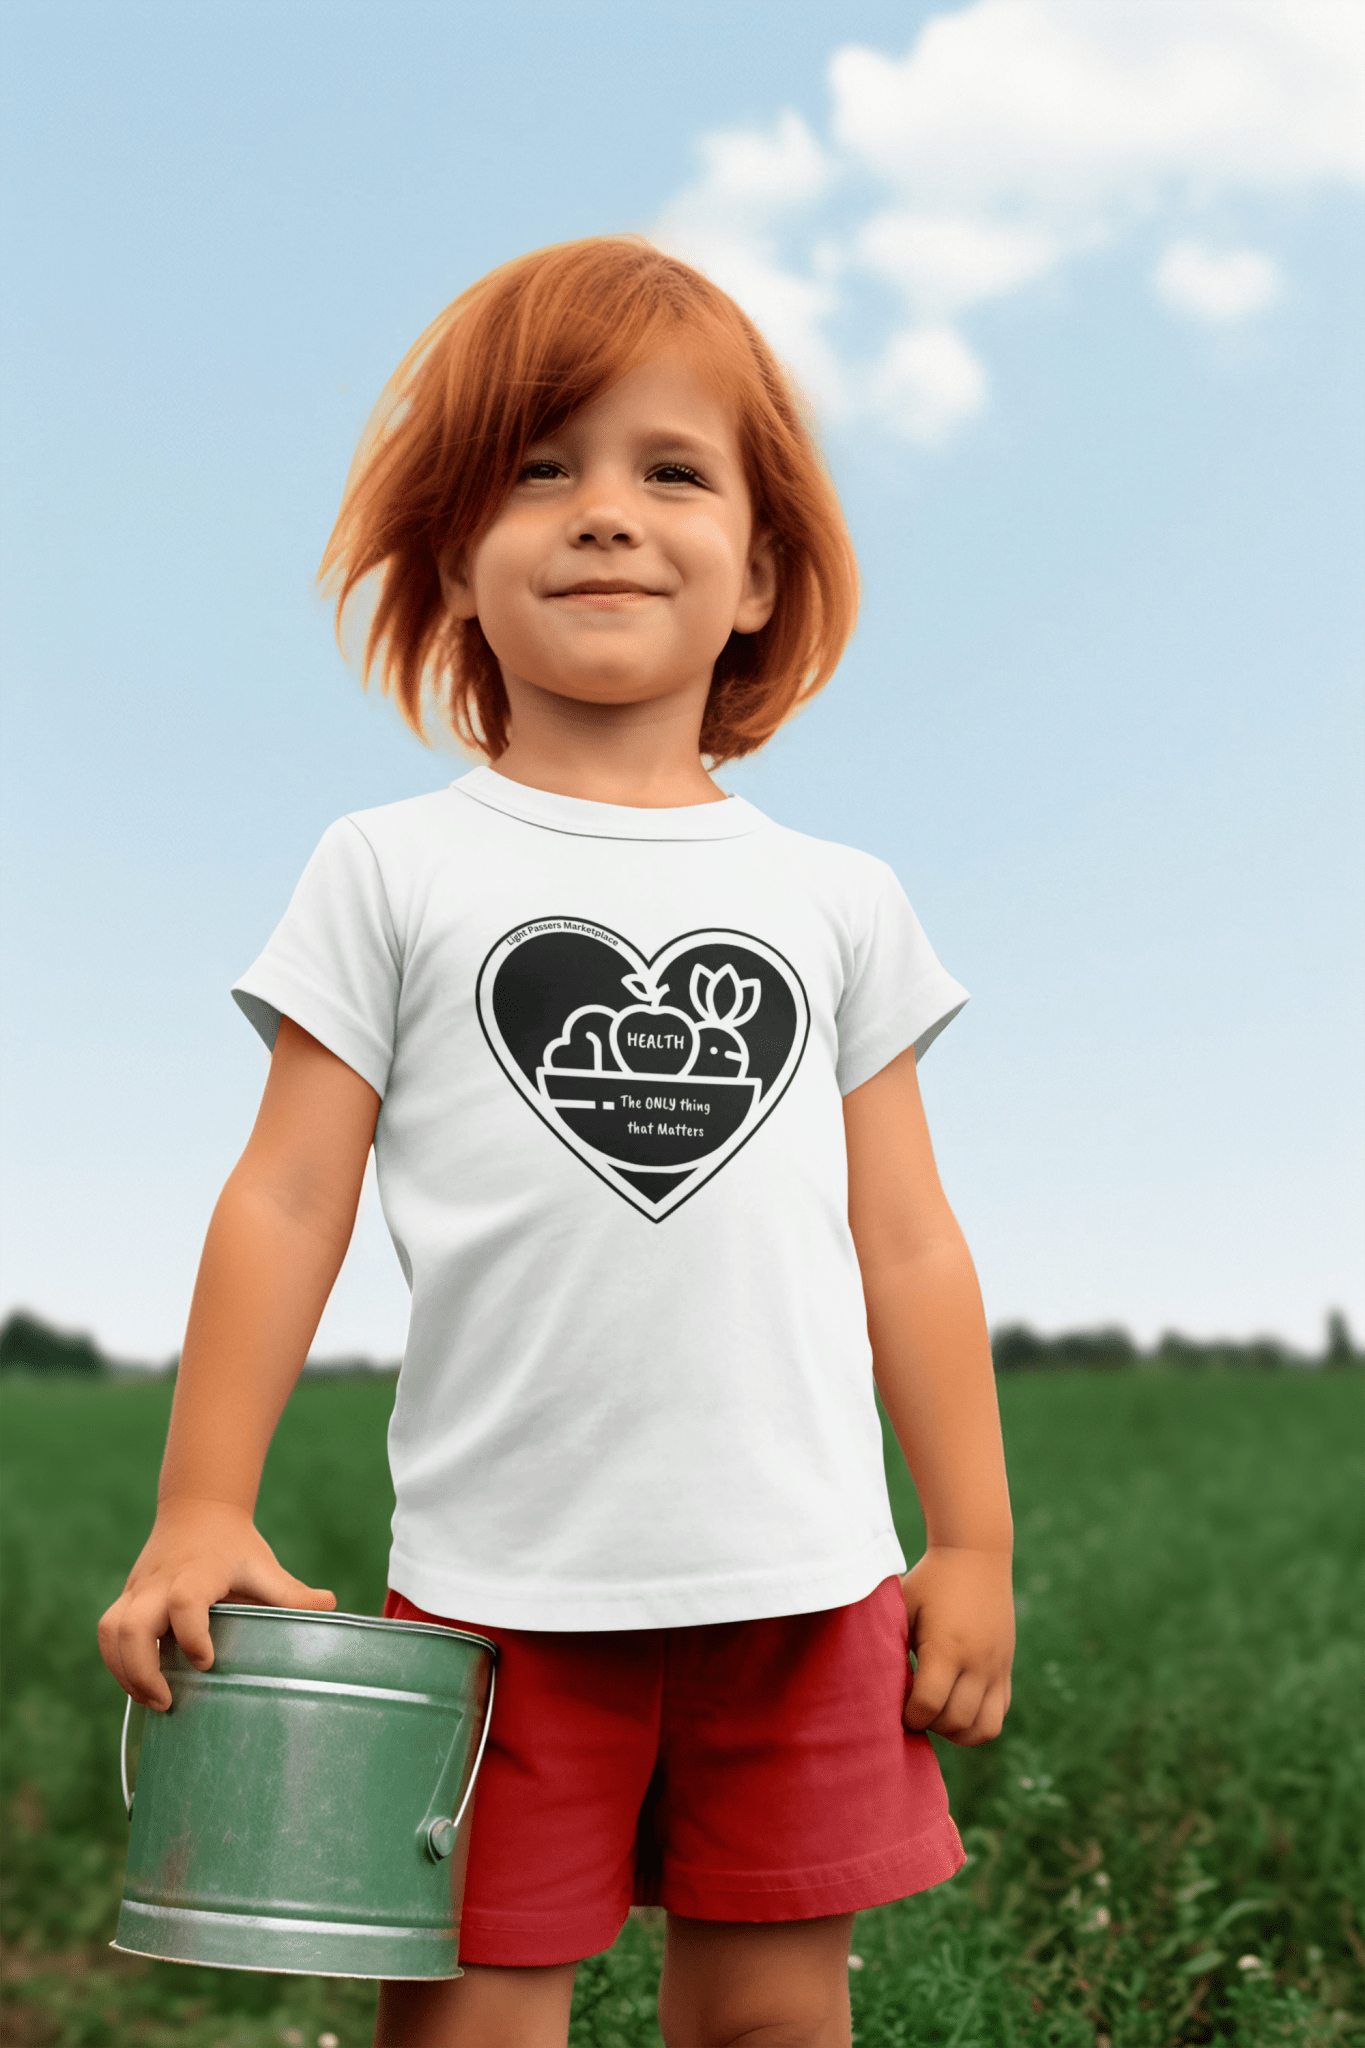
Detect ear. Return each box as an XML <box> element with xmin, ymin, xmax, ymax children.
<box><xmin>438</xmin><ymin>543</ymin><xmax>479</xmax><ymax>621</ymax></box>
<box><xmin>733</xmin><ymin>530</ymin><xmax>778</xmax><ymax>636</ymax></box>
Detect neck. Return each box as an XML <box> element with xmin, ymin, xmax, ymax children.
<box><xmin>490</xmin><ymin>674</ymin><xmax>724</xmax><ymax>808</ymax></box>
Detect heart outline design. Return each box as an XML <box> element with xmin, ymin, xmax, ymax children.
<box><xmin>476</xmin><ymin>919</ymin><xmax>810</xmax><ymax>1220</ymax></box>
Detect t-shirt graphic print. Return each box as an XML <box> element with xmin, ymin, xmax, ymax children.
<box><xmin>477</xmin><ymin>919</ymin><xmax>810</xmax><ymax>1219</ymax></box>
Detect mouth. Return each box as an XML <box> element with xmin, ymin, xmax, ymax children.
<box><xmin>550</xmin><ymin>580</ymin><xmax>663</xmax><ymax>598</ymax></box>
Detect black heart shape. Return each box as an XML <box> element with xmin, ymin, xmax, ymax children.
<box><xmin>476</xmin><ymin>920</ymin><xmax>810</xmax><ymax>1219</ymax></box>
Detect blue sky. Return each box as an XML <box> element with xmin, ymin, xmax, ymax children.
<box><xmin>2</xmin><ymin>0</ymin><xmax>1361</xmax><ymax>1360</ymax></box>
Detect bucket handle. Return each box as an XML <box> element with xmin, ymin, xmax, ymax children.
<box><xmin>423</xmin><ymin>1665</ymin><xmax>496</xmax><ymax>1861</ymax></box>
<box><xmin>120</xmin><ymin>1695</ymin><xmax>147</xmax><ymax>1820</ymax></box>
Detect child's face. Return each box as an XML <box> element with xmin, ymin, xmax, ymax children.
<box><xmin>442</xmin><ymin>350</ymin><xmax>776</xmax><ymax>719</ymax></box>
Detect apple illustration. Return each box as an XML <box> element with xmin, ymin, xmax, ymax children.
<box><xmin>608</xmin><ymin>971</ymin><xmax>699</xmax><ymax>1076</ymax></box>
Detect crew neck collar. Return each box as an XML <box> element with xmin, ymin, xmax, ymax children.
<box><xmin>452</xmin><ymin>767</ymin><xmax>768</xmax><ymax>843</ymax></box>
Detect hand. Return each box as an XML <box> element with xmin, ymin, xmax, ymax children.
<box><xmin>97</xmin><ymin>1497</ymin><xmax>336</xmax><ymax>1711</ymax></box>
<box><xmin>900</xmin><ymin>1546</ymin><xmax>1014</xmax><ymax>1746</ymax></box>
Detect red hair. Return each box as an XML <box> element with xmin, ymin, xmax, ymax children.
<box><xmin>320</xmin><ymin>237</ymin><xmax>858</xmax><ymax>764</ymax></box>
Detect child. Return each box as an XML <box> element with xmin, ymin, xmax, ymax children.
<box><xmin>99</xmin><ymin>237</ymin><xmax>1014</xmax><ymax>2048</ymax></box>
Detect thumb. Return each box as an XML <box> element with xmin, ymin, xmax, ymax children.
<box><xmin>227</xmin><ymin>1553</ymin><xmax>338</xmax><ymax>1613</ymax></box>
<box><xmin>898</xmin><ymin>1570</ymin><xmax>926</xmax><ymax>1644</ymax></box>
<box><xmin>278</xmin><ymin>1576</ymin><xmax>338</xmax><ymax>1612</ymax></box>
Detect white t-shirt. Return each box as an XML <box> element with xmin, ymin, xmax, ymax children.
<box><xmin>233</xmin><ymin>768</ymin><xmax>968</xmax><ymax>1630</ymax></box>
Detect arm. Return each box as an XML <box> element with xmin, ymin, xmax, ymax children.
<box><xmin>844</xmin><ymin>1043</ymin><xmax>1014</xmax><ymax>1745</ymax></box>
<box><xmin>98</xmin><ymin>1018</ymin><xmax>381</xmax><ymax>1710</ymax></box>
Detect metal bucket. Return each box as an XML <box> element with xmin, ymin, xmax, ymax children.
<box><xmin>112</xmin><ymin>1604</ymin><xmax>497</xmax><ymax>1979</ymax></box>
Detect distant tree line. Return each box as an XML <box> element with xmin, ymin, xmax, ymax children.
<box><xmin>1</xmin><ymin>1312</ymin><xmax>110</xmax><ymax>1376</ymax></box>
<box><xmin>1</xmin><ymin>1308</ymin><xmax>1360</xmax><ymax>1378</ymax></box>
<box><xmin>0</xmin><ymin>1312</ymin><xmax>401</xmax><ymax>1378</ymax></box>
<box><xmin>990</xmin><ymin>1311</ymin><xmax>1360</xmax><ymax>1373</ymax></box>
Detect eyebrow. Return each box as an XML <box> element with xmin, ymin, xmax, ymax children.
<box><xmin>526</xmin><ymin>425</ymin><xmax>732</xmax><ymax>467</ymax></box>
<box><xmin>636</xmin><ymin>429</ymin><xmax>729</xmax><ymax>463</ymax></box>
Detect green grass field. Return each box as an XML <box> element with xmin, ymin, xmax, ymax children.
<box><xmin>2</xmin><ymin>1370</ymin><xmax>1361</xmax><ymax>2047</ymax></box>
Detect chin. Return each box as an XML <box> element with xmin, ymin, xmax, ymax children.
<box><xmin>536</xmin><ymin>664</ymin><xmax>685</xmax><ymax>708</ymax></box>
<box><xmin>560</xmin><ymin>680</ymin><xmax>679</xmax><ymax>711</ymax></box>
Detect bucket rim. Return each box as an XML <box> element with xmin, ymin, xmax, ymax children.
<box><xmin>207</xmin><ymin>1603</ymin><xmax>498</xmax><ymax>1660</ymax></box>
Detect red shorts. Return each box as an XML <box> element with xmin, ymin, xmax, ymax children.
<box><xmin>384</xmin><ymin>1577</ymin><xmax>964</xmax><ymax>1966</ymax></box>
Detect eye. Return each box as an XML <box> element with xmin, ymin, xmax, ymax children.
<box><xmin>648</xmin><ymin>462</ymin><xmax>705</xmax><ymax>487</ymax></box>
<box><xmin>518</xmin><ymin>458</ymin><xmax>567</xmax><ymax>483</ymax></box>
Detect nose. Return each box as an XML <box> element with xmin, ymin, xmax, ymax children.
<box><xmin>567</xmin><ymin>481</ymin><xmax>644</xmax><ymax>550</ymax></box>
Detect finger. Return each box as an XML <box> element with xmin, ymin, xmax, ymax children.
<box><xmin>927</xmin><ymin>1673</ymin><xmax>988</xmax><ymax>1743</ymax></box>
<box><xmin>103</xmin><ymin>1595</ymin><xmax>166</xmax><ymax>1706</ymax></box>
<box><xmin>270</xmin><ymin>1575</ymin><xmax>338</xmax><ymax>1612</ymax></box>
<box><xmin>112</xmin><ymin>1599</ymin><xmax>175</xmax><ymax>1711</ymax></box>
<box><xmin>223</xmin><ymin>1555</ymin><xmax>338</xmax><ymax>1612</ymax></box>
<box><xmin>902</xmin><ymin>1649</ymin><xmax>958</xmax><ymax>1731</ymax></box>
<box><xmin>166</xmin><ymin>1583</ymin><xmax>218</xmax><ymax>1672</ymax></box>
<box><xmin>949</xmin><ymin>1679</ymin><xmax>1012</xmax><ymax>1748</ymax></box>
<box><xmin>97</xmin><ymin>1601</ymin><xmax>128</xmax><ymax>1688</ymax></box>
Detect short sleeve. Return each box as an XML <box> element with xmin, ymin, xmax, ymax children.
<box><xmin>835</xmin><ymin>863</ymin><xmax>969</xmax><ymax>1095</ymax></box>
<box><xmin>231</xmin><ymin>818</ymin><xmax>401</xmax><ymax>1097</ymax></box>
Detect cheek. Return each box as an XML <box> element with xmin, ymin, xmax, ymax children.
<box><xmin>465</xmin><ymin>543</ymin><xmax>549</xmax><ymax>669</ymax></box>
<box><xmin>466</xmin><ymin>530</ymin><xmax>527</xmax><ymax>617</ymax></box>
<box><xmin>674</xmin><ymin>514</ymin><xmax>751</xmax><ymax>598</ymax></box>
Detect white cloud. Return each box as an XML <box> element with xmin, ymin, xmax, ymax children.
<box><xmin>829</xmin><ymin>0</ymin><xmax>1365</xmax><ymax>214</ymax></box>
<box><xmin>856</xmin><ymin>213</ymin><xmax>1066</xmax><ymax>316</ymax></box>
<box><xmin>1153</xmin><ymin>240</ymin><xmax>1283</xmax><ymax>319</ymax></box>
<box><xmin>652</xmin><ymin>0</ymin><xmax>1365</xmax><ymax>443</ymax></box>
<box><xmin>686</xmin><ymin>110</ymin><xmax>832</xmax><ymax>217</ymax></box>
<box><xmin>871</xmin><ymin>326</ymin><xmax>990</xmax><ymax>444</ymax></box>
